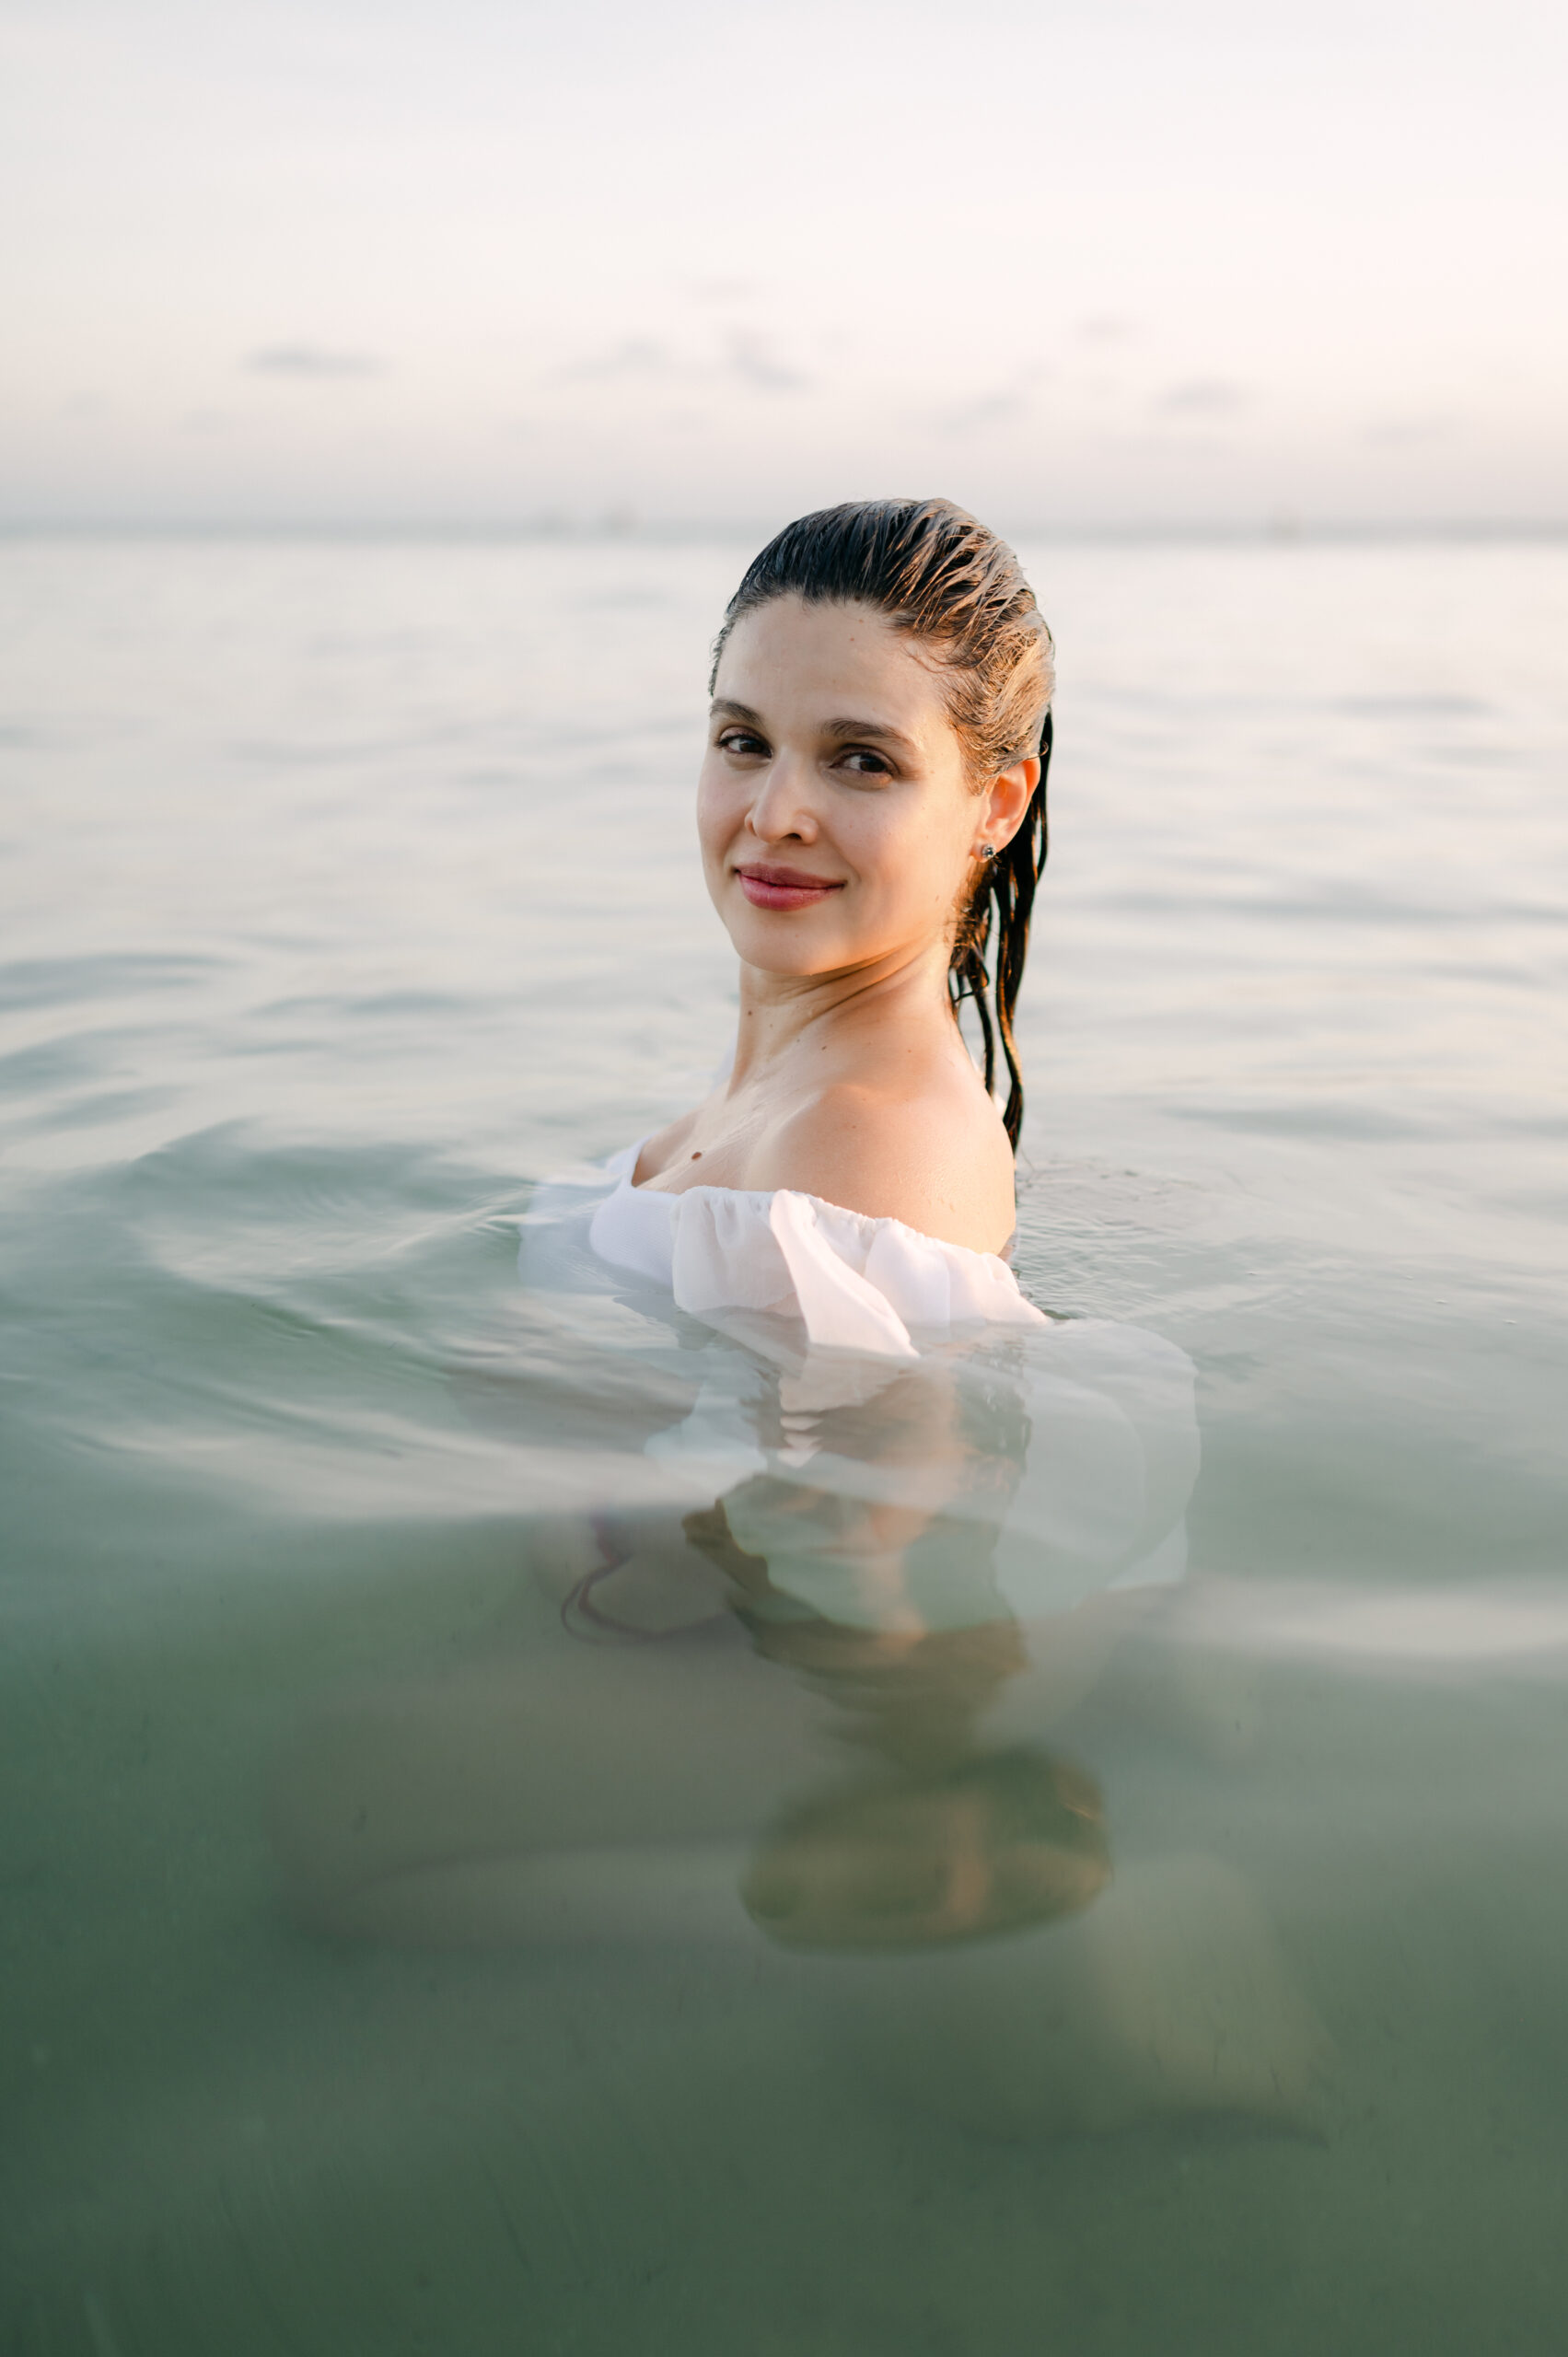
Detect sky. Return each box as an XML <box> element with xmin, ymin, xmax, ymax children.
<box><xmin>3</xmin><ymin>0</ymin><xmax>1565</xmax><ymax>530</ymax></box>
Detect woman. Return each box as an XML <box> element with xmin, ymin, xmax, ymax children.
<box><xmin>639</xmin><ymin>498</ymin><xmax>1048</xmax><ymax>1241</ymax></box>
<box><xmin>584</xmin><ymin>496</ymin><xmax>1058</xmax><ymax>1355</ymax></box>
<box><xmin>277</xmin><ymin>503</ymin><xmax>1324</xmax><ymax>2131</ymax></box>
<box><xmin>528</xmin><ymin>500</ymin><xmax>1196</xmax><ymax>1639</ymax></box>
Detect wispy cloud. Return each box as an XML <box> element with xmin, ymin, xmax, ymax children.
<box><xmin>546</xmin><ymin>326</ymin><xmax>805</xmax><ymax>399</ymax></box>
<box><xmin>935</xmin><ymin>390</ymin><xmax>1028</xmax><ymax>436</ymax></box>
<box><xmin>1155</xmin><ymin>378</ymin><xmax>1249</xmax><ymax>415</ymax></box>
<box><xmin>1364</xmin><ymin>413</ymin><xmax>1459</xmax><ymax>447</ymax></box>
<box><xmin>552</xmin><ymin>338</ymin><xmax>670</xmax><ymax>385</ymax></box>
<box><xmin>725</xmin><ymin>328</ymin><xmax>807</xmax><ymax>393</ymax></box>
<box><xmin>687</xmin><ymin>277</ymin><xmax>761</xmax><ymax>305</ymax></box>
<box><xmin>247</xmin><ymin>343</ymin><xmax>384</xmax><ymax>378</ymax></box>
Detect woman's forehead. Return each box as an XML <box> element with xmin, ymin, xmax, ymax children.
<box><xmin>714</xmin><ymin>595</ymin><xmax>952</xmax><ymax>728</ymax></box>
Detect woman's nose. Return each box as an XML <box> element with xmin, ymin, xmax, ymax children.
<box><xmin>746</xmin><ymin>755</ymin><xmax>818</xmax><ymax>843</ymax></box>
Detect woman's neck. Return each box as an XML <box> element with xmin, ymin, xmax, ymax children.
<box><xmin>726</xmin><ymin>941</ymin><xmax>956</xmax><ymax>1090</ymax></box>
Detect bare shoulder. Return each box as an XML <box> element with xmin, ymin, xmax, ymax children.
<box><xmin>746</xmin><ymin>1071</ymin><xmax>1016</xmax><ymax>1253</ymax></box>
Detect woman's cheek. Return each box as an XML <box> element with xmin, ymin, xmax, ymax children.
<box><xmin>695</xmin><ymin>781</ymin><xmax>736</xmax><ymax>864</ymax></box>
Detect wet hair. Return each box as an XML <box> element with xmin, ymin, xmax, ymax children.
<box><xmin>712</xmin><ymin>497</ymin><xmax>1054</xmax><ymax>1149</ymax></box>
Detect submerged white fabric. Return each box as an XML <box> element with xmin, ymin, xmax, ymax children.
<box><xmin>517</xmin><ymin>1140</ymin><xmax>1200</xmax><ymax>1629</ymax></box>
<box><xmin>588</xmin><ymin>1143</ymin><xmax>1047</xmax><ymax>1360</ymax></box>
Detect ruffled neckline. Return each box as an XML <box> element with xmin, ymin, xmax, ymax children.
<box><xmin>625</xmin><ymin>1140</ymin><xmax>1018</xmax><ymax>1262</ymax></box>
<box><xmin>589</xmin><ymin>1143</ymin><xmax>1044</xmax><ymax>1361</ymax></box>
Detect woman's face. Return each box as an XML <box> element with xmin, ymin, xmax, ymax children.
<box><xmin>698</xmin><ymin>595</ymin><xmax>986</xmax><ymax>979</ymax></box>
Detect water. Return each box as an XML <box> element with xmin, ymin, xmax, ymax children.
<box><xmin>2</xmin><ymin>531</ymin><xmax>1566</xmax><ymax>2354</ymax></box>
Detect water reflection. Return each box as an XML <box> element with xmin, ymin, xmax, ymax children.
<box><xmin>739</xmin><ymin>1737</ymin><xmax>1110</xmax><ymax>1956</ymax></box>
<box><xmin>274</xmin><ymin>1296</ymin><xmax>1330</xmax><ymax>2138</ymax></box>
<box><xmin>703</xmin><ymin>1541</ymin><xmax>1111</xmax><ymax>1953</ymax></box>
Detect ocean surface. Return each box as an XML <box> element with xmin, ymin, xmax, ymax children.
<box><xmin>2</xmin><ymin>530</ymin><xmax>1566</xmax><ymax>2355</ymax></box>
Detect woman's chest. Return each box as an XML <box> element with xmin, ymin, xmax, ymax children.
<box><xmin>633</xmin><ymin>1091</ymin><xmax>779</xmax><ymax>1195</ymax></box>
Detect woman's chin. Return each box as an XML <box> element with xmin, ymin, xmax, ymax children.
<box><xmin>722</xmin><ymin>918</ymin><xmax>859</xmax><ymax>976</ymax></box>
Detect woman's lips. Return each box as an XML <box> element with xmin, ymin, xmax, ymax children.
<box><xmin>735</xmin><ymin>865</ymin><xmax>846</xmax><ymax>911</ymax></box>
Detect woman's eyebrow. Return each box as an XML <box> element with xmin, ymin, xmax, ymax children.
<box><xmin>710</xmin><ymin>697</ymin><xmax>765</xmax><ymax>726</ymax></box>
<box><xmin>824</xmin><ymin>716</ymin><xmax>920</xmax><ymax>755</ymax></box>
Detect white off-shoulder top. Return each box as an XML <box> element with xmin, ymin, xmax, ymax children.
<box><xmin>517</xmin><ymin>1141</ymin><xmax>1199</xmax><ymax>1630</ymax></box>
<box><xmin>587</xmin><ymin>1143</ymin><xmax>1045</xmax><ymax>1361</ymax></box>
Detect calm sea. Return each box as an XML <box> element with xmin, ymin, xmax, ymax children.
<box><xmin>3</xmin><ymin>532</ymin><xmax>1566</xmax><ymax>2354</ymax></box>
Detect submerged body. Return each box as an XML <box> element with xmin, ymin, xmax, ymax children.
<box><xmin>275</xmin><ymin>501</ymin><xmax>1327</xmax><ymax>2134</ymax></box>
<box><xmin>278</xmin><ymin>1130</ymin><xmax>1331</xmax><ymax>2133</ymax></box>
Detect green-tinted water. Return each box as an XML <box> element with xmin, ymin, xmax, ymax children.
<box><xmin>3</xmin><ymin>535</ymin><xmax>1566</xmax><ymax>2354</ymax></box>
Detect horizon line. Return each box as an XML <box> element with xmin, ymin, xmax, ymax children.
<box><xmin>3</xmin><ymin>515</ymin><xmax>1568</xmax><ymax>547</ymax></box>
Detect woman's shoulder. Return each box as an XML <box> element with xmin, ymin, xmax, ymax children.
<box><xmin>743</xmin><ymin>1067</ymin><xmax>1016</xmax><ymax>1254</ymax></box>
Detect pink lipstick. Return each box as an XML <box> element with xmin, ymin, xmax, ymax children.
<box><xmin>735</xmin><ymin>864</ymin><xmax>845</xmax><ymax>912</ymax></box>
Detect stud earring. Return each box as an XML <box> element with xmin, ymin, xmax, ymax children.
<box><xmin>976</xmin><ymin>842</ymin><xmax>996</xmax><ymax>863</ymax></box>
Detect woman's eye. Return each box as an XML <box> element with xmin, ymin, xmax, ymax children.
<box><xmin>718</xmin><ymin>730</ymin><xmax>767</xmax><ymax>758</ymax></box>
<box><xmin>839</xmin><ymin>749</ymin><xmax>891</xmax><ymax>778</ymax></box>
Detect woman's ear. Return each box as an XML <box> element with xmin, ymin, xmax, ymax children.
<box><xmin>983</xmin><ymin>755</ymin><xmax>1040</xmax><ymax>852</ymax></box>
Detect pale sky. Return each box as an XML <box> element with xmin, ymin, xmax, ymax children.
<box><xmin>3</xmin><ymin>0</ymin><xmax>1565</xmax><ymax>529</ymax></box>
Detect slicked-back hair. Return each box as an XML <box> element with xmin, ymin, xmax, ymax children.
<box><xmin>711</xmin><ymin>498</ymin><xmax>1053</xmax><ymax>1150</ymax></box>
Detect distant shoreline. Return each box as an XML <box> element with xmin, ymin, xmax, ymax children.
<box><xmin>3</xmin><ymin>517</ymin><xmax>1567</xmax><ymax>547</ymax></box>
